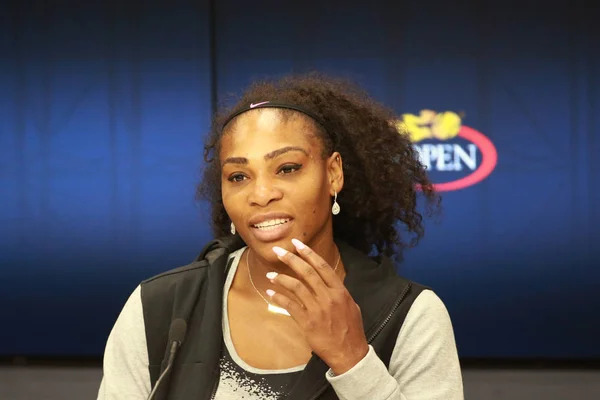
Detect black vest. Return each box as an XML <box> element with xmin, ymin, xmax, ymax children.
<box><xmin>140</xmin><ymin>236</ymin><xmax>428</xmax><ymax>399</ymax></box>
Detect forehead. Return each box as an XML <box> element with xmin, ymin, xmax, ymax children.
<box><xmin>220</xmin><ymin>109</ymin><xmax>320</xmax><ymax>156</ymax></box>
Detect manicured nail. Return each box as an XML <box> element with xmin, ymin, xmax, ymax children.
<box><xmin>266</xmin><ymin>289</ymin><xmax>276</xmax><ymax>297</ymax></box>
<box><xmin>272</xmin><ymin>246</ymin><xmax>287</xmax><ymax>257</ymax></box>
<box><xmin>291</xmin><ymin>238</ymin><xmax>306</xmax><ymax>250</ymax></box>
<box><xmin>266</xmin><ymin>272</ymin><xmax>278</xmax><ymax>280</ymax></box>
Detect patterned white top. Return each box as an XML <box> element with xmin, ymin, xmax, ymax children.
<box><xmin>213</xmin><ymin>247</ymin><xmax>304</xmax><ymax>399</ymax></box>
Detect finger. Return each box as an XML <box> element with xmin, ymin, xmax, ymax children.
<box><xmin>290</xmin><ymin>238</ymin><xmax>342</xmax><ymax>288</ymax></box>
<box><xmin>272</xmin><ymin>246</ymin><xmax>329</xmax><ymax>296</ymax></box>
<box><xmin>266</xmin><ymin>289</ymin><xmax>307</xmax><ymax>320</ymax></box>
<box><xmin>268</xmin><ymin>272</ymin><xmax>318</xmax><ymax>311</ymax></box>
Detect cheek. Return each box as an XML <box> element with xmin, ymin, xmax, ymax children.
<box><xmin>221</xmin><ymin>185</ymin><xmax>241</xmax><ymax>220</ymax></box>
<box><xmin>294</xmin><ymin>182</ymin><xmax>331</xmax><ymax>224</ymax></box>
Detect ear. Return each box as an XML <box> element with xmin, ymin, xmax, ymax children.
<box><xmin>326</xmin><ymin>152</ymin><xmax>344</xmax><ymax>196</ymax></box>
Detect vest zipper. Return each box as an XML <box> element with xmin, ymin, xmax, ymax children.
<box><xmin>209</xmin><ymin>378</ymin><xmax>218</xmax><ymax>399</ymax></box>
<box><xmin>306</xmin><ymin>282</ymin><xmax>412</xmax><ymax>400</ymax></box>
<box><xmin>366</xmin><ymin>282</ymin><xmax>411</xmax><ymax>343</ymax></box>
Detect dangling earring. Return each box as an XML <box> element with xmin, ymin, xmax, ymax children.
<box><xmin>230</xmin><ymin>222</ymin><xmax>236</xmax><ymax>235</ymax></box>
<box><xmin>331</xmin><ymin>191</ymin><xmax>340</xmax><ymax>215</ymax></box>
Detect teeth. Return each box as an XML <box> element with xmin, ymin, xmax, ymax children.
<box><xmin>254</xmin><ymin>218</ymin><xmax>290</xmax><ymax>230</ymax></box>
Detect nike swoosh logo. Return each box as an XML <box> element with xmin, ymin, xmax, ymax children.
<box><xmin>250</xmin><ymin>101</ymin><xmax>269</xmax><ymax>108</ymax></box>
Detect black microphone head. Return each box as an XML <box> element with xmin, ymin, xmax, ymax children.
<box><xmin>169</xmin><ymin>318</ymin><xmax>187</xmax><ymax>344</ymax></box>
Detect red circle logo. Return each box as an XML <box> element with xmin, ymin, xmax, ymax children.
<box><xmin>430</xmin><ymin>125</ymin><xmax>498</xmax><ymax>192</ymax></box>
<box><xmin>398</xmin><ymin>111</ymin><xmax>498</xmax><ymax>192</ymax></box>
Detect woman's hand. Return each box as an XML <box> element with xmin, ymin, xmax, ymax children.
<box><xmin>267</xmin><ymin>238</ymin><xmax>369</xmax><ymax>375</ymax></box>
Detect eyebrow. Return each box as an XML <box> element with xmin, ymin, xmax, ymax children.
<box><xmin>221</xmin><ymin>146</ymin><xmax>309</xmax><ymax>166</ymax></box>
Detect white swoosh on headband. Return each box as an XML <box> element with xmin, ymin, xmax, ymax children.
<box><xmin>250</xmin><ymin>101</ymin><xmax>270</xmax><ymax>108</ymax></box>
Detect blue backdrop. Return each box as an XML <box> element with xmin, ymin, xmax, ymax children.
<box><xmin>1</xmin><ymin>1</ymin><xmax>599</xmax><ymax>358</ymax></box>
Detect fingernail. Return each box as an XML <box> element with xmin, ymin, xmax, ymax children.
<box><xmin>272</xmin><ymin>246</ymin><xmax>287</xmax><ymax>257</ymax></box>
<box><xmin>291</xmin><ymin>238</ymin><xmax>306</xmax><ymax>250</ymax></box>
<box><xmin>266</xmin><ymin>272</ymin><xmax>278</xmax><ymax>280</ymax></box>
<box><xmin>266</xmin><ymin>289</ymin><xmax>276</xmax><ymax>297</ymax></box>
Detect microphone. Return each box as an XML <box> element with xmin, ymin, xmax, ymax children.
<box><xmin>147</xmin><ymin>319</ymin><xmax>188</xmax><ymax>400</ymax></box>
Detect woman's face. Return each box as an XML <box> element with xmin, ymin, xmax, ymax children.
<box><xmin>220</xmin><ymin>109</ymin><xmax>342</xmax><ymax>263</ymax></box>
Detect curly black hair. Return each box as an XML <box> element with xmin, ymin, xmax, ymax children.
<box><xmin>197</xmin><ymin>73</ymin><xmax>440</xmax><ymax>260</ymax></box>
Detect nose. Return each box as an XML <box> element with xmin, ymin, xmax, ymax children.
<box><xmin>247</xmin><ymin>176</ymin><xmax>283</xmax><ymax>207</ymax></box>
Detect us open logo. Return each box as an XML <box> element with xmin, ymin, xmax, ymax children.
<box><xmin>396</xmin><ymin>110</ymin><xmax>498</xmax><ymax>192</ymax></box>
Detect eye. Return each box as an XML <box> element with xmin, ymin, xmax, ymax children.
<box><xmin>277</xmin><ymin>164</ymin><xmax>302</xmax><ymax>175</ymax></box>
<box><xmin>228</xmin><ymin>173</ymin><xmax>247</xmax><ymax>183</ymax></box>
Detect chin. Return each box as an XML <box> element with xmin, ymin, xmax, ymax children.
<box><xmin>244</xmin><ymin>234</ymin><xmax>296</xmax><ymax>259</ymax></box>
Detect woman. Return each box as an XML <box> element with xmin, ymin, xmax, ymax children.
<box><xmin>97</xmin><ymin>73</ymin><xmax>463</xmax><ymax>399</ymax></box>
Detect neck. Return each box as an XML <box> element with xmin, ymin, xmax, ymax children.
<box><xmin>243</xmin><ymin>236</ymin><xmax>342</xmax><ymax>298</ymax></box>
<box><xmin>254</xmin><ymin>241</ymin><xmax>339</xmax><ymax>275</ymax></box>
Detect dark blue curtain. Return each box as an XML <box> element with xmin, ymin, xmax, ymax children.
<box><xmin>1</xmin><ymin>0</ymin><xmax>598</xmax><ymax>358</ymax></box>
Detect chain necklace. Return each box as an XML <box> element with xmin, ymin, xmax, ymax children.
<box><xmin>246</xmin><ymin>247</ymin><xmax>341</xmax><ymax>316</ymax></box>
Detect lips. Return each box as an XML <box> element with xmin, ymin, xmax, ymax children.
<box><xmin>248</xmin><ymin>212</ymin><xmax>293</xmax><ymax>227</ymax></box>
<box><xmin>253</xmin><ymin>218</ymin><xmax>291</xmax><ymax>230</ymax></box>
<box><xmin>248</xmin><ymin>212</ymin><xmax>294</xmax><ymax>243</ymax></box>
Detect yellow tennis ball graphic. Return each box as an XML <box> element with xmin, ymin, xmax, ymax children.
<box><xmin>431</xmin><ymin>111</ymin><xmax>461</xmax><ymax>140</ymax></box>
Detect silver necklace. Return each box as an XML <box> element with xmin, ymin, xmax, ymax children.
<box><xmin>246</xmin><ymin>247</ymin><xmax>341</xmax><ymax>316</ymax></box>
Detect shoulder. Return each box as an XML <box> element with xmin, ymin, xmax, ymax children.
<box><xmin>142</xmin><ymin>260</ymin><xmax>209</xmax><ymax>286</ymax></box>
<box><xmin>140</xmin><ymin>236</ymin><xmax>246</xmax><ymax>290</ymax></box>
<box><xmin>389</xmin><ymin>289</ymin><xmax>463</xmax><ymax>397</ymax></box>
<box><xmin>407</xmin><ymin>289</ymin><xmax>452</xmax><ymax>320</ymax></box>
<box><xmin>138</xmin><ymin>246</ymin><xmax>244</xmax><ymax>316</ymax></box>
<box><xmin>113</xmin><ymin>284</ymin><xmax>145</xmax><ymax>325</ymax></box>
<box><xmin>394</xmin><ymin>288</ymin><xmax>459</xmax><ymax>366</ymax></box>
<box><xmin>401</xmin><ymin>289</ymin><xmax>455</xmax><ymax>339</ymax></box>
<box><xmin>139</xmin><ymin>260</ymin><xmax>210</xmax><ymax>308</ymax></box>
